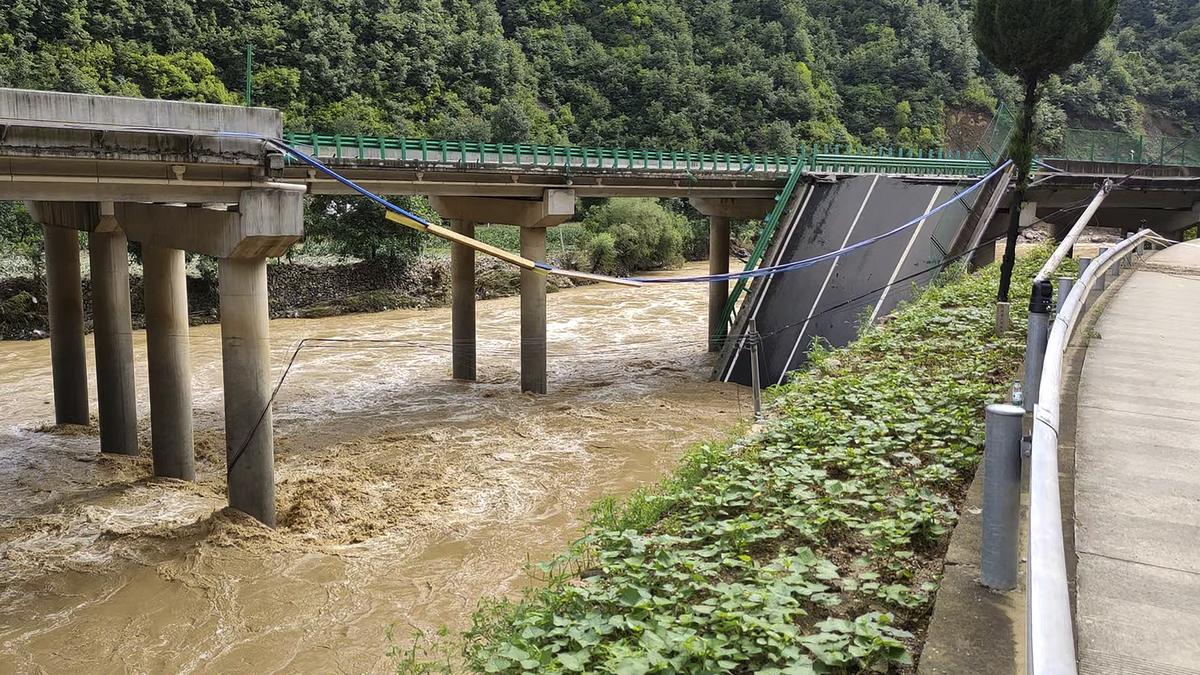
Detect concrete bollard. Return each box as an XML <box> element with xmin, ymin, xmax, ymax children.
<box><xmin>981</xmin><ymin>403</ymin><xmax>1025</xmax><ymax>590</ymax></box>
<box><xmin>995</xmin><ymin>301</ymin><xmax>1012</xmax><ymax>336</ymax></box>
<box><xmin>1024</xmin><ymin>280</ymin><xmax>1053</xmax><ymax>413</ymax></box>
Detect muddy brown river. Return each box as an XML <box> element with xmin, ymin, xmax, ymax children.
<box><xmin>0</xmin><ymin>261</ymin><xmax>746</xmax><ymax>673</ymax></box>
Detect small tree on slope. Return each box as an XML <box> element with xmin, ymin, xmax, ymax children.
<box><xmin>972</xmin><ymin>0</ymin><xmax>1117</xmax><ymax>302</ymax></box>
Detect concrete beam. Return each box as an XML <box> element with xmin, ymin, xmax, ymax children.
<box><xmin>143</xmin><ymin>245</ymin><xmax>195</xmax><ymax>480</ymax></box>
<box><xmin>89</xmin><ymin>225</ymin><xmax>138</xmax><ymax>454</ymax></box>
<box><xmin>219</xmin><ymin>257</ymin><xmax>275</xmax><ymax>525</ymax></box>
<box><xmin>1092</xmin><ymin>208</ymin><xmax>1198</xmax><ymax>235</ymax></box>
<box><xmin>116</xmin><ymin>186</ymin><xmax>304</xmax><ymax>258</ymax></box>
<box><xmin>40</xmin><ymin>222</ymin><xmax>89</xmax><ymax>425</ymax></box>
<box><xmin>688</xmin><ymin>197</ymin><xmax>775</xmax><ymax>220</ymax></box>
<box><xmin>450</xmin><ymin>219</ymin><xmax>477</xmax><ymax>381</ymax></box>
<box><xmin>0</xmin><ymin>87</ymin><xmax>280</xmax><ymax>136</ymax></box>
<box><xmin>430</xmin><ymin>189</ymin><xmax>575</xmax><ymax>228</ymax></box>
<box><xmin>0</xmin><ymin>87</ymin><xmax>278</xmax><ymax>168</ymax></box>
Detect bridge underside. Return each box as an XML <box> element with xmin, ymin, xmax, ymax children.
<box><xmin>716</xmin><ymin>174</ymin><xmax>994</xmax><ymax>386</ymax></box>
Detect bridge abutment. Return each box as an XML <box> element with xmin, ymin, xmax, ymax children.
<box><xmin>142</xmin><ymin>244</ymin><xmax>196</xmax><ymax>480</ymax></box>
<box><xmin>39</xmin><ymin>216</ymin><xmax>90</xmax><ymax>425</ymax></box>
<box><xmin>450</xmin><ymin>219</ymin><xmax>477</xmax><ymax>381</ymax></box>
<box><xmin>89</xmin><ymin>218</ymin><xmax>139</xmax><ymax>455</ymax></box>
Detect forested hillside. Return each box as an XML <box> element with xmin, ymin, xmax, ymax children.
<box><xmin>2</xmin><ymin>0</ymin><xmax>1196</xmax><ymax>154</ymax></box>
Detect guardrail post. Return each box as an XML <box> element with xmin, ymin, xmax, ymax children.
<box><xmin>981</xmin><ymin>403</ymin><xmax>1024</xmax><ymax>590</ymax></box>
<box><xmin>1024</xmin><ymin>280</ymin><xmax>1053</xmax><ymax>413</ymax></box>
<box><xmin>1057</xmin><ymin>276</ymin><xmax>1074</xmax><ymax>311</ymax></box>
<box><xmin>1096</xmin><ymin>248</ymin><xmax>1109</xmax><ymax>291</ymax></box>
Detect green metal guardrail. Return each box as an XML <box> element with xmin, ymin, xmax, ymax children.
<box><xmin>282</xmin><ymin>132</ymin><xmax>993</xmax><ymax>177</ymax></box>
<box><xmin>978</xmin><ymin>102</ymin><xmax>1016</xmax><ymax>164</ymax></box>
<box><xmin>711</xmin><ymin>163</ymin><xmax>806</xmax><ymax>346</ymax></box>
<box><xmin>1050</xmin><ymin>128</ymin><xmax>1200</xmax><ymax>167</ymax></box>
<box><xmin>977</xmin><ymin>103</ymin><xmax>1199</xmax><ymax>168</ymax></box>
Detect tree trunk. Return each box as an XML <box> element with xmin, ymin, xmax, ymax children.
<box><xmin>996</xmin><ymin>76</ymin><xmax>1041</xmax><ymax>303</ymax></box>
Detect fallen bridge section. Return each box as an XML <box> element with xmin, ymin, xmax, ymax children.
<box><xmin>716</xmin><ymin>172</ymin><xmax>1002</xmax><ymax>386</ymax></box>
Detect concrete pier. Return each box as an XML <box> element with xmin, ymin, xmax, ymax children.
<box><xmin>708</xmin><ymin>215</ymin><xmax>731</xmax><ymax>351</ymax></box>
<box><xmin>431</xmin><ymin>190</ymin><xmax>574</xmax><ymax>394</ymax></box>
<box><xmin>143</xmin><ymin>245</ymin><xmax>195</xmax><ymax>480</ymax></box>
<box><xmin>42</xmin><ymin>223</ymin><xmax>89</xmax><ymax>425</ymax></box>
<box><xmin>520</xmin><ymin>226</ymin><xmax>548</xmax><ymax>394</ymax></box>
<box><xmin>450</xmin><ymin>219</ymin><xmax>476</xmax><ymax>381</ymax></box>
<box><xmin>688</xmin><ymin>197</ymin><xmax>773</xmax><ymax>353</ymax></box>
<box><xmin>89</xmin><ymin>227</ymin><xmax>138</xmax><ymax>454</ymax></box>
<box><xmin>218</xmin><ymin>257</ymin><xmax>275</xmax><ymax>525</ymax></box>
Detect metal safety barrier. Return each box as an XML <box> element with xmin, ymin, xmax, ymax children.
<box><xmin>1019</xmin><ymin>229</ymin><xmax>1161</xmax><ymax>674</ymax></box>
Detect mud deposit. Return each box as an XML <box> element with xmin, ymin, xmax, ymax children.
<box><xmin>0</xmin><ymin>262</ymin><xmax>746</xmax><ymax>673</ymax></box>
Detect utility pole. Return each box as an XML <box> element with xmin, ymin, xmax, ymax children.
<box><xmin>748</xmin><ymin>318</ymin><xmax>762</xmax><ymax>417</ymax></box>
<box><xmin>245</xmin><ymin>44</ymin><xmax>254</xmax><ymax>107</ymax></box>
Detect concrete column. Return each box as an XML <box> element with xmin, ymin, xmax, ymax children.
<box><xmin>89</xmin><ymin>228</ymin><xmax>138</xmax><ymax>454</ymax></box>
<box><xmin>708</xmin><ymin>216</ymin><xmax>731</xmax><ymax>352</ymax></box>
<box><xmin>450</xmin><ymin>219</ymin><xmax>476</xmax><ymax>381</ymax></box>
<box><xmin>1019</xmin><ymin>201</ymin><xmax>1038</xmax><ymax>231</ymax></box>
<box><xmin>218</xmin><ymin>257</ymin><xmax>275</xmax><ymax>525</ymax></box>
<box><xmin>520</xmin><ymin>227</ymin><xmax>547</xmax><ymax>394</ymax></box>
<box><xmin>43</xmin><ymin>224</ymin><xmax>89</xmax><ymax>425</ymax></box>
<box><xmin>143</xmin><ymin>245</ymin><xmax>195</xmax><ymax>480</ymax></box>
<box><xmin>970</xmin><ymin>239</ymin><xmax>997</xmax><ymax>269</ymax></box>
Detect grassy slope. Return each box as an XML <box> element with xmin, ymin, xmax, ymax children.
<box><xmin>433</xmin><ymin>248</ymin><xmax>1054</xmax><ymax>674</ymax></box>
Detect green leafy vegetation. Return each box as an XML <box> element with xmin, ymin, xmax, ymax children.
<box><xmin>4</xmin><ymin>1</ymin><xmax>1193</xmax><ymax>148</ymax></box>
<box><xmin>449</xmin><ymin>249</ymin><xmax>1055</xmax><ymax>673</ymax></box>
<box><xmin>577</xmin><ymin>199</ymin><xmax>687</xmax><ymax>276</ymax></box>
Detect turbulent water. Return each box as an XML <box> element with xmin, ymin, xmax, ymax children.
<box><xmin>0</xmin><ymin>262</ymin><xmax>746</xmax><ymax>673</ymax></box>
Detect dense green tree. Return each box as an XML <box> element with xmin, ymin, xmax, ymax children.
<box><xmin>0</xmin><ymin>202</ymin><xmax>43</xmax><ymax>286</ymax></box>
<box><xmin>579</xmin><ymin>199</ymin><xmax>685</xmax><ymax>275</ymax></box>
<box><xmin>973</xmin><ymin>0</ymin><xmax>1118</xmax><ymax>302</ymax></box>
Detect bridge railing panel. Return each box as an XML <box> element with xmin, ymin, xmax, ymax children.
<box><xmin>282</xmin><ymin>132</ymin><xmax>994</xmax><ymax>178</ymax></box>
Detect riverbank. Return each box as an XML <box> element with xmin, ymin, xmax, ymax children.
<box><xmin>0</xmin><ymin>254</ymin><xmax>583</xmax><ymax>340</ymax></box>
<box><xmin>456</xmin><ymin>249</ymin><xmax>1052</xmax><ymax>673</ymax></box>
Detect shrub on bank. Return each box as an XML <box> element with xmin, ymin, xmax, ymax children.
<box><xmin>578</xmin><ymin>199</ymin><xmax>686</xmax><ymax>276</ymax></box>
<box><xmin>455</xmin><ymin>247</ymin><xmax>1056</xmax><ymax>673</ymax></box>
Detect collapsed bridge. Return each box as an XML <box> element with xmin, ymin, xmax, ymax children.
<box><xmin>2</xmin><ymin>86</ymin><xmax>1198</xmax><ymax>526</ymax></box>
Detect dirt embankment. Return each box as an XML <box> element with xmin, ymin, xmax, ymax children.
<box><xmin>0</xmin><ymin>255</ymin><xmax>580</xmax><ymax>340</ymax></box>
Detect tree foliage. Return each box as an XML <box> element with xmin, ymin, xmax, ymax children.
<box><xmin>579</xmin><ymin>199</ymin><xmax>685</xmax><ymax>276</ymax></box>
<box><xmin>0</xmin><ymin>0</ymin><xmax>1193</xmax><ymax>275</ymax></box>
<box><xmin>972</xmin><ymin>0</ymin><xmax>1116</xmax><ymax>302</ymax></box>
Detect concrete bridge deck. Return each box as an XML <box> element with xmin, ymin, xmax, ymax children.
<box><xmin>1074</xmin><ymin>242</ymin><xmax>1200</xmax><ymax>674</ymax></box>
